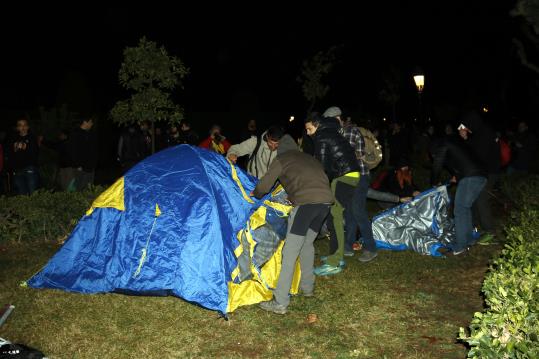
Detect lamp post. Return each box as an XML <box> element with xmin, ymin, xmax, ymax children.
<box><xmin>413</xmin><ymin>68</ymin><xmax>425</xmax><ymax>123</ymax></box>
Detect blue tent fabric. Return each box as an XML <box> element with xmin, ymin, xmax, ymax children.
<box><xmin>28</xmin><ymin>145</ymin><xmax>268</xmax><ymax>313</ymax></box>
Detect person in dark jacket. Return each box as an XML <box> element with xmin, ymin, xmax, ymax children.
<box><xmin>42</xmin><ymin>129</ymin><xmax>73</xmax><ymax>191</ymax></box>
<box><xmin>458</xmin><ymin>110</ymin><xmax>499</xmax><ymax>234</ymax></box>
<box><xmin>430</xmin><ymin>137</ymin><xmax>487</xmax><ymax>255</ymax></box>
<box><xmin>253</xmin><ymin>147</ymin><xmax>333</xmax><ymax>314</ymax></box>
<box><xmin>177</xmin><ymin>121</ymin><xmax>199</xmax><ymax>146</ymax></box>
<box><xmin>117</xmin><ymin>125</ymin><xmax>146</xmax><ymax>172</ymax></box>
<box><xmin>6</xmin><ymin>118</ymin><xmax>39</xmax><ymax>195</ymax></box>
<box><xmin>388</xmin><ymin>120</ymin><xmax>412</xmax><ymax>168</ymax></box>
<box><xmin>305</xmin><ymin>112</ymin><xmax>376</xmax><ymax>276</ymax></box>
<box><xmin>509</xmin><ymin>121</ymin><xmax>537</xmax><ymax>174</ymax></box>
<box><xmin>68</xmin><ymin>115</ymin><xmax>97</xmax><ymax>190</ymax></box>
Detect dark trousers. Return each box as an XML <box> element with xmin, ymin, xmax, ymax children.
<box><xmin>13</xmin><ymin>166</ymin><xmax>39</xmax><ymax>195</ymax></box>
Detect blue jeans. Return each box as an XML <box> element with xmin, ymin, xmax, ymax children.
<box><xmin>454</xmin><ymin>176</ymin><xmax>487</xmax><ymax>252</ymax></box>
<box><xmin>13</xmin><ymin>166</ymin><xmax>39</xmax><ymax>195</ymax></box>
<box><xmin>346</xmin><ymin>174</ymin><xmax>376</xmax><ymax>252</ymax></box>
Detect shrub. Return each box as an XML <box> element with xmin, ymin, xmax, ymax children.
<box><xmin>0</xmin><ymin>187</ymin><xmax>104</xmax><ymax>242</ymax></box>
<box><xmin>459</xmin><ymin>206</ymin><xmax>539</xmax><ymax>358</ymax></box>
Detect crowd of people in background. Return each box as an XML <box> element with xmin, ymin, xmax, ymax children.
<box><xmin>0</xmin><ymin>106</ymin><xmax>537</xmax><ymax>315</ymax></box>
<box><xmin>0</xmin><ymin>110</ymin><xmax>537</xmax><ymax>198</ymax></box>
<box><xmin>0</xmin><ymin>115</ymin><xmax>98</xmax><ymax>195</ymax></box>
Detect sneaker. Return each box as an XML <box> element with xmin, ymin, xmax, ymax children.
<box><xmin>344</xmin><ymin>250</ymin><xmax>355</xmax><ymax>257</ymax></box>
<box><xmin>477</xmin><ymin>233</ymin><xmax>497</xmax><ymax>246</ymax></box>
<box><xmin>357</xmin><ymin>250</ymin><xmax>378</xmax><ymax>263</ymax></box>
<box><xmin>259</xmin><ymin>300</ymin><xmax>287</xmax><ymax>314</ymax></box>
<box><xmin>319</xmin><ymin>256</ymin><xmax>346</xmax><ymax>267</ymax></box>
<box><xmin>314</xmin><ymin>263</ymin><xmax>343</xmax><ymax>276</ymax></box>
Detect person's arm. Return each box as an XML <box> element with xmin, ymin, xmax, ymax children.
<box><xmin>27</xmin><ymin>135</ymin><xmax>40</xmax><ymax>164</ymax></box>
<box><xmin>367</xmin><ymin>188</ymin><xmax>400</xmax><ymax>203</ymax></box>
<box><xmin>253</xmin><ymin>158</ymin><xmax>282</xmax><ymax>198</ymax></box>
<box><xmin>227</xmin><ymin>136</ymin><xmax>257</xmax><ymax>158</ymax></box>
<box><xmin>356</xmin><ymin>129</ymin><xmax>366</xmax><ymax>159</ymax></box>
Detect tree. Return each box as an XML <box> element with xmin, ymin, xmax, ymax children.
<box><xmin>111</xmin><ymin>37</ymin><xmax>189</xmax><ymax>153</ymax></box>
<box><xmin>297</xmin><ymin>46</ymin><xmax>339</xmax><ymax>113</ymax></box>
<box><xmin>511</xmin><ymin>0</ymin><xmax>539</xmax><ymax>75</ymax></box>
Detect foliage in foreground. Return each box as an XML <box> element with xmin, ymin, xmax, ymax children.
<box><xmin>460</xmin><ymin>176</ymin><xmax>539</xmax><ymax>358</ymax></box>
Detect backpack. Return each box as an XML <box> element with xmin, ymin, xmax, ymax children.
<box><xmin>358</xmin><ymin>127</ymin><xmax>383</xmax><ymax>169</ymax></box>
<box><xmin>247</xmin><ymin>135</ymin><xmax>263</xmax><ymax>177</ymax></box>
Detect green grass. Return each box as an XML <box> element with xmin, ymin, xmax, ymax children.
<box><xmin>0</xmin><ymin>239</ymin><xmax>500</xmax><ymax>358</ymax></box>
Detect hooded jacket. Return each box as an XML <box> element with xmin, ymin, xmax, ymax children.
<box><xmin>460</xmin><ymin>111</ymin><xmax>500</xmax><ymax>174</ymax></box>
<box><xmin>227</xmin><ymin>131</ymin><xmax>297</xmax><ymax>178</ymax></box>
<box><xmin>312</xmin><ymin>117</ymin><xmax>360</xmax><ymax>181</ymax></box>
<box><xmin>253</xmin><ymin>150</ymin><xmax>334</xmax><ymax>205</ymax></box>
<box><xmin>430</xmin><ymin>137</ymin><xmax>486</xmax><ymax>185</ymax></box>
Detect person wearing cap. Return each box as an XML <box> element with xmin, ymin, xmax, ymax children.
<box><xmin>430</xmin><ymin>136</ymin><xmax>487</xmax><ymax>255</ymax></box>
<box><xmin>322</xmin><ymin>106</ymin><xmax>378</xmax><ymax>262</ymax></box>
<box><xmin>304</xmin><ymin>112</ymin><xmax>376</xmax><ymax>277</ymax></box>
<box><xmin>458</xmin><ymin>110</ymin><xmax>499</xmax><ymax>237</ymax></box>
<box><xmin>253</xmin><ymin>147</ymin><xmax>334</xmax><ymax>314</ymax></box>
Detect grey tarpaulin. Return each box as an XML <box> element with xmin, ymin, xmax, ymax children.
<box><xmin>372</xmin><ymin>185</ymin><xmax>455</xmax><ymax>257</ymax></box>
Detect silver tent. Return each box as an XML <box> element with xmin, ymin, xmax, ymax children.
<box><xmin>372</xmin><ymin>185</ymin><xmax>456</xmax><ymax>256</ymax></box>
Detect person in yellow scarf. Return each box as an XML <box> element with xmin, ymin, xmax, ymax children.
<box><xmin>199</xmin><ymin>125</ymin><xmax>231</xmax><ymax>155</ymax></box>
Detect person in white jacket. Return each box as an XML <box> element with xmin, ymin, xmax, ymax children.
<box><xmin>227</xmin><ymin>126</ymin><xmax>297</xmax><ymax>178</ymax></box>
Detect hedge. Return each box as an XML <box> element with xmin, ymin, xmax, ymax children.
<box><xmin>0</xmin><ymin>187</ymin><xmax>104</xmax><ymax>243</ymax></box>
<box><xmin>460</xmin><ymin>175</ymin><xmax>539</xmax><ymax>358</ymax></box>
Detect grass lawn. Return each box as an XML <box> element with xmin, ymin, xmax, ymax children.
<box><xmin>0</xmin><ymin>238</ymin><xmax>500</xmax><ymax>358</ymax></box>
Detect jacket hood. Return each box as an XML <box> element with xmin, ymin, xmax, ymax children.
<box><xmin>460</xmin><ymin>111</ymin><xmax>486</xmax><ymax>133</ymax></box>
<box><xmin>316</xmin><ymin>116</ymin><xmax>340</xmax><ymax>134</ymax></box>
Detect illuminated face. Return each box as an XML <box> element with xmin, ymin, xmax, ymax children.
<box><xmin>305</xmin><ymin>122</ymin><xmax>318</xmax><ymax>136</ymax></box>
<box><xmin>16</xmin><ymin>120</ymin><xmax>29</xmax><ymax>135</ymax></box>
<box><xmin>459</xmin><ymin>128</ymin><xmax>469</xmax><ymax>140</ymax></box>
<box><xmin>267</xmin><ymin>137</ymin><xmax>279</xmax><ymax>151</ymax></box>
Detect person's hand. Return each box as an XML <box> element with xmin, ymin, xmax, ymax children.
<box><xmin>249</xmin><ymin>191</ymin><xmax>254</xmax><ymax>197</ymax></box>
<box><xmin>450</xmin><ymin>176</ymin><xmax>457</xmax><ymax>184</ymax></box>
<box><xmin>413</xmin><ymin>191</ymin><xmax>421</xmax><ymax>196</ymax></box>
<box><xmin>400</xmin><ymin>197</ymin><xmax>412</xmax><ymax>203</ymax></box>
<box><xmin>227</xmin><ymin>154</ymin><xmax>238</xmax><ymax>163</ymax></box>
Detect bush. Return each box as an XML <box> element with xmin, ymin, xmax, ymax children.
<box><xmin>500</xmin><ymin>174</ymin><xmax>539</xmax><ymax>209</ymax></box>
<box><xmin>0</xmin><ymin>187</ymin><xmax>104</xmax><ymax>242</ymax></box>
<box><xmin>459</xmin><ymin>205</ymin><xmax>539</xmax><ymax>358</ymax></box>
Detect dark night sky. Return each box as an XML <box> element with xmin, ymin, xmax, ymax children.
<box><xmin>0</xmin><ymin>1</ymin><xmax>532</xmax><ymax>131</ymax></box>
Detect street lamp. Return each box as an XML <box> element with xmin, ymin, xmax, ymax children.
<box><xmin>414</xmin><ymin>69</ymin><xmax>425</xmax><ymax>95</ymax></box>
<box><xmin>413</xmin><ymin>73</ymin><xmax>425</xmax><ymax>94</ymax></box>
<box><xmin>413</xmin><ymin>68</ymin><xmax>425</xmax><ymax>123</ymax></box>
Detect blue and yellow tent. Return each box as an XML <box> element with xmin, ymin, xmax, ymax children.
<box><xmin>27</xmin><ymin>145</ymin><xmax>300</xmax><ymax>314</ymax></box>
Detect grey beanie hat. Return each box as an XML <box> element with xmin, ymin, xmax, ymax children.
<box><xmin>323</xmin><ymin>106</ymin><xmax>342</xmax><ymax>118</ymax></box>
